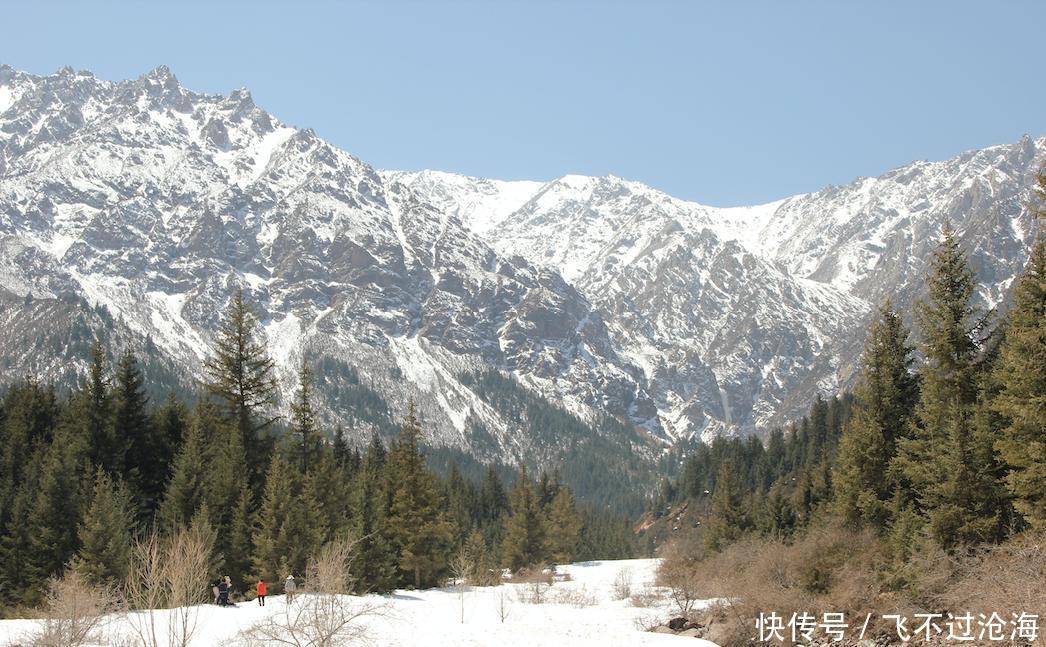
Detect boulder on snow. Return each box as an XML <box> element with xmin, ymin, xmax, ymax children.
<box><xmin>668</xmin><ymin>617</ymin><xmax>688</xmax><ymax>631</ymax></box>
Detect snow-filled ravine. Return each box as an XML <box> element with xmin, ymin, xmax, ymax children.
<box><xmin>0</xmin><ymin>558</ymin><xmax>721</xmax><ymax>646</ymax></box>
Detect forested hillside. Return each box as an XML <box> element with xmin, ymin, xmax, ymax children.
<box><xmin>0</xmin><ymin>292</ymin><xmax>638</xmax><ymax>613</ymax></box>
<box><xmin>648</xmin><ymin>173</ymin><xmax>1045</xmax><ymax>645</ymax></box>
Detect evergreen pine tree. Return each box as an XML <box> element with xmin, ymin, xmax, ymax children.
<box><xmin>543</xmin><ymin>487</ymin><xmax>582</xmax><ymax>564</ymax></box>
<box><xmin>895</xmin><ymin>225</ymin><xmax>1005</xmax><ymax>547</ymax></box>
<box><xmin>0</xmin><ymin>451</ymin><xmax>44</xmax><ymax>606</ymax></box>
<box><xmin>226</xmin><ymin>482</ymin><xmax>255</xmax><ymax>587</ymax></box>
<box><xmin>993</xmin><ymin>235</ymin><xmax>1046</xmax><ymax>529</ymax></box>
<box><xmin>385</xmin><ymin>404</ymin><xmax>454</xmax><ymax>588</ymax></box>
<box><xmin>291</xmin><ymin>357</ymin><xmax>320</xmax><ymax>474</ymax></box>
<box><xmin>835</xmin><ymin>303</ymin><xmax>919</xmax><ymax>529</ymax></box>
<box><xmin>80</xmin><ymin>342</ymin><xmax>117</xmax><ymax>473</ymax></box>
<box><xmin>29</xmin><ymin>432</ymin><xmax>87</xmax><ymax>591</ymax></box>
<box><xmin>158</xmin><ymin>404</ymin><xmax>214</xmax><ymax>530</ymax></box>
<box><xmin>252</xmin><ymin>450</ymin><xmax>323</xmax><ymax>584</ymax></box>
<box><xmin>704</xmin><ymin>460</ymin><xmax>747</xmax><ymax>551</ymax></box>
<box><xmin>112</xmin><ymin>350</ymin><xmax>163</xmax><ymax>516</ymax></box>
<box><xmin>354</xmin><ymin>457</ymin><xmax>397</xmax><ymax>593</ymax></box>
<box><xmin>205</xmin><ymin>289</ymin><xmax>278</xmax><ymax>487</ymax></box>
<box><xmin>502</xmin><ymin>465</ymin><xmax>546</xmax><ymax>571</ymax></box>
<box><xmin>463</xmin><ymin>529</ymin><xmax>495</xmax><ymax>585</ymax></box>
<box><xmin>74</xmin><ymin>467</ymin><xmax>132</xmax><ymax>586</ymax></box>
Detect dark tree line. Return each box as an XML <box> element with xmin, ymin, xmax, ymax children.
<box><xmin>0</xmin><ymin>290</ymin><xmax>637</xmax><ymax>610</ymax></box>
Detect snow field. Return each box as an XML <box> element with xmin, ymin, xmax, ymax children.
<box><xmin>0</xmin><ymin>558</ymin><xmax>721</xmax><ymax>646</ymax></box>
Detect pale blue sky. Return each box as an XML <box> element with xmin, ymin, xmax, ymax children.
<box><xmin>3</xmin><ymin>1</ymin><xmax>1043</xmax><ymax>206</ymax></box>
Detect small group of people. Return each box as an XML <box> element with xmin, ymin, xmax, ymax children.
<box><xmin>212</xmin><ymin>574</ymin><xmax>297</xmax><ymax>607</ymax></box>
<box><xmin>211</xmin><ymin>576</ymin><xmax>233</xmax><ymax>606</ymax></box>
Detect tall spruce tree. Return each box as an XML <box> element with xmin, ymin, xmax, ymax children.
<box><xmin>112</xmin><ymin>350</ymin><xmax>162</xmax><ymax>516</ymax></box>
<box><xmin>502</xmin><ymin>465</ymin><xmax>546</xmax><ymax>571</ymax></box>
<box><xmin>252</xmin><ymin>450</ymin><xmax>323</xmax><ymax>584</ymax></box>
<box><xmin>704</xmin><ymin>460</ymin><xmax>747</xmax><ymax>551</ymax></box>
<box><xmin>29</xmin><ymin>431</ymin><xmax>87</xmax><ymax>592</ymax></box>
<box><xmin>226</xmin><ymin>482</ymin><xmax>255</xmax><ymax>587</ymax></box>
<box><xmin>896</xmin><ymin>225</ymin><xmax>1005</xmax><ymax>547</ymax></box>
<box><xmin>158</xmin><ymin>404</ymin><xmax>214</xmax><ymax>530</ymax></box>
<box><xmin>544</xmin><ymin>487</ymin><xmax>582</xmax><ymax>564</ymax></box>
<box><xmin>834</xmin><ymin>303</ymin><xmax>919</xmax><ymax>529</ymax></box>
<box><xmin>74</xmin><ymin>467</ymin><xmax>133</xmax><ymax>586</ymax></box>
<box><xmin>80</xmin><ymin>342</ymin><xmax>117</xmax><ymax>473</ymax></box>
<box><xmin>993</xmin><ymin>235</ymin><xmax>1046</xmax><ymax>529</ymax></box>
<box><xmin>205</xmin><ymin>290</ymin><xmax>278</xmax><ymax>486</ymax></box>
<box><xmin>291</xmin><ymin>357</ymin><xmax>320</xmax><ymax>474</ymax></box>
<box><xmin>385</xmin><ymin>405</ymin><xmax>454</xmax><ymax>588</ymax></box>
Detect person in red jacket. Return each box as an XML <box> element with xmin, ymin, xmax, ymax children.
<box><xmin>256</xmin><ymin>579</ymin><xmax>267</xmax><ymax>606</ymax></box>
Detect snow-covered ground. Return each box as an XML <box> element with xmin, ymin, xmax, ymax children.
<box><xmin>0</xmin><ymin>558</ymin><xmax>720</xmax><ymax>646</ymax></box>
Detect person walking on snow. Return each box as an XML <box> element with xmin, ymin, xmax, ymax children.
<box><xmin>285</xmin><ymin>574</ymin><xmax>296</xmax><ymax>603</ymax></box>
<box><xmin>256</xmin><ymin>578</ymin><xmax>267</xmax><ymax>606</ymax></box>
<box><xmin>217</xmin><ymin>577</ymin><xmax>229</xmax><ymax>606</ymax></box>
<box><xmin>212</xmin><ymin>580</ymin><xmax>220</xmax><ymax>605</ymax></box>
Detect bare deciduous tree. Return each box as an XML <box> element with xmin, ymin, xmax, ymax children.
<box><xmin>28</xmin><ymin>570</ymin><xmax>120</xmax><ymax>647</ymax></box>
<box><xmin>237</xmin><ymin>536</ymin><xmax>386</xmax><ymax>647</ymax></box>
<box><xmin>123</xmin><ymin>524</ymin><xmax>213</xmax><ymax>647</ymax></box>
<box><xmin>495</xmin><ymin>588</ymin><xmax>511</xmax><ymax>624</ymax></box>
<box><xmin>449</xmin><ymin>547</ymin><xmax>473</xmax><ymax>624</ymax></box>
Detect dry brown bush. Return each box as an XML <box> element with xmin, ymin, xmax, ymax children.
<box><xmin>516</xmin><ymin>579</ymin><xmax>550</xmax><ymax>605</ymax></box>
<box><xmin>944</xmin><ymin>530</ymin><xmax>1046</xmax><ymax>619</ymax></box>
<box><xmin>507</xmin><ymin>563</ymin><xmax>553</xmax><ymax>585</ymax></box>
<box><xmin>657</xmin><ymin>521</ymin><xmax>894</xmax><ymax>646</ymax></box>
<box><xmin>628</xmin><ymin>587</ymin><xmax>661</xmax><ymax>608</ymax></box>
<box><xmin>654</xmin><ymin>521</ymin><xmax>1046</xmax><ymax>647</ymax></box>
<box><xmin>28</xmin><ymin>570</ymin><xmax>120</xmax><ymax>647</ymax></box>
<box><xmin>550</xmin><ymin>585</ymin><xmax>598</xmax><ymax>608</ymax></box>
<box><xmin>610</xmin><ymin>566</ymin><xmax>633</xmax><ymax>600</ymax></box>
<box><xmin>124</xmin><ymin>524</ymin><xmax>213</xmax><ymax>647</ymax></box>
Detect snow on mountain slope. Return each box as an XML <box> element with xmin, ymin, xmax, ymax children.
<box><xmin>397</xmin><ymin>140</ymin><xmax>1043</xmax><ymax>435</ymax></box>
<box><xmin>381</xmin><ymin>169</ymin><xmax>543</xmax><ymax>236</ymax></box>
<box><xmin>0</xmin><ymin>63</ymin><xmax>1041</xmax><ymax>451</ymax></box>
<box><xmin>0</xmin><ymin>64</ymin><xmax>658</xmax><ymax>463</ymax></box>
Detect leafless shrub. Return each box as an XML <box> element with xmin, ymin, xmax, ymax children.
<box><xmin>507</xmin><ymin>563</ymin><xmax>552</xmax><ymax>585</ymax></box>
<box><xmin>236</xmin><ymin>536</ymin><xmax>387</xmax><ymax>647</ymax></box>
<box><xmin>628</xmin><ymin>586</ymin><xmax>661</xmax><ymax>608</ymax></box>
<box><xmin>631</xmin><ymin>613</ymin><xmax>668</xmax><ymax>632</ymax></box>
<box><xmin>495</xmin><ymin>588</ymin><xmax>511</xmax><ymax>623</ymax></box>
<box><xmin>124</xmin><ymin>524</ymin><xmax>213</xmax><ymax>647</ymax></box>
<box><xmin>944</xmin><ymin>530</ymin><xmax>1046</xmax><ymax>618</ymax></box>
<box><xmin>27</xmin><ymin>570</ymin><xmax>120</xmax><ymax>647</ymax></box>
<box><xmin>550</xmin><ymin>585</ymin><xmax>598</xmax><ymax>608</ymax></box>
<box><xmin>449</xmin><ymin>547</ymin><xmax>472</xmax><ymax>624</ymax></box>
<box><xmin>655</xmin><ymin>531</ymin><xmax>709</xmax><ymax>616</ymax></box>
<box><xmin>516</xmin><ymin>580</ymin><xmax>549</xmax><ymax>605</ymax></box>
<box><xmin>611</xmin><ymin>567</ymin><xmax>633</xmax><ymax>600</ymax></box>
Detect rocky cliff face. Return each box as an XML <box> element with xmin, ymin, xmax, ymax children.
<box><xmin>0</xmin><ymin>64</ymin><xmax>1041</xmax><ymax>455</ymax></box>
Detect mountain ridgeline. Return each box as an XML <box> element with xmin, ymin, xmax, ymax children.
<box><xmin>0</xmin><ymin>64</ymin><xmax>1042</xmax><ymax>468</ymax></box>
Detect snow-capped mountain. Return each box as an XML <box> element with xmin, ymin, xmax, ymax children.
<box><xmin>387</xmin><ymin>137</ymin><xmax>1043</xmax><ymax>438</ymax></box>
<box><xmin>0</xmin><ymin>64</ymin><xmax>1041</xmax><ymax>458</ymax></box>
<box><xmin>0</xmin><ymin>64</ymin><xmax>657</xmax><ymax>467</ymax></box>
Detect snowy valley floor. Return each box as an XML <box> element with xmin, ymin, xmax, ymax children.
<box><xmin>0</xmin><ymin>558</ymin><xmax>720</xmax><ymax>646</ymax></box>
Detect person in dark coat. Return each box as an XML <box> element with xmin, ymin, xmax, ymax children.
<box><xmin>217</xmin><ymin>577</ymin><xmax>230</xmax><ymax>606</ymax></box>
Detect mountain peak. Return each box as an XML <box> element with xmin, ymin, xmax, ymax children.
<box><xmin>140</xmin><ymin>64</ymin><xmax>178</xmax><ymax>87</ymax></box>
